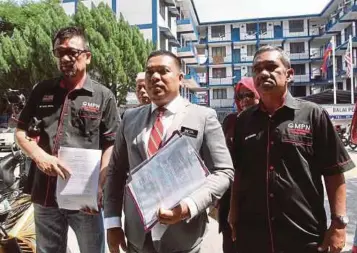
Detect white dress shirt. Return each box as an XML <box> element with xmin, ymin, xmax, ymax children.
<box><xmin>105</xmin><ymin>95</ymin><xmax>198</xmax><ymax>229</ymax></box>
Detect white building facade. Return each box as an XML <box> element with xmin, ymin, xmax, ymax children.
<box><xmin>188</xmin><ymin>0</ymin><xmax>357</xmax><ymax>113</ymax></box>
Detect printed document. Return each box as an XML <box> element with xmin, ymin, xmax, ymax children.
<box><xmin>127</xmin><ymin>134</ymin><xmax>209</xmax><ymax>231</ymax></box>
<box><xmin>56</xmin><ymin>147</ymin><xmax>101</xmax><ymax>210</ymax></box>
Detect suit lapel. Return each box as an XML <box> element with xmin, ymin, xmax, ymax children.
<box><xmin>135</xmin><ymin>105</ymin><xmax>152</xmax><ymax>161</ymax></box>
<box><xmin>164</xmin><ymin>98</ymin><xmax>190</xmax><ymax>142</ymax></box>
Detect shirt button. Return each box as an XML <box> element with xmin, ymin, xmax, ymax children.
<box><xmin>269</xmin><ymin>193</ymin><xmax>274</xmax><ymax>198</ymax></box>
<box><xmin>270</xmin><ymin>141</ymin><xmax>274</xmax><ymax>145</ymax></box>
<box><xmin>269</xmin><ymin>166</ymin><xmax>274</xmax><ymax>171</ymax></box>
<box><xmin>271</xmin><ymin>217</ymin><xmax>275</xmax><ymax>221</ymax></box>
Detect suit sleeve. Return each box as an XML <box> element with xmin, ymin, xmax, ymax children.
<box><xmin>186</xmin><ymin>108</ymin><xmax>234</xmax><ymax>216</ymax></box>
<box><xmin>104</xmin><ymin>111</ymin><xmax>129</xmax><ymax>225</ymax></box>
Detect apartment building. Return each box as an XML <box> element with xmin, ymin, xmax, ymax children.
<box><xmin>60</xmin><ymin>0</ymin><xmax>204</xmax><ymax>104</ymax></box>
<box><xmin>185</xmin><ymin>0</ymin><xmax>357</xmax><ymax>112</ymax></box>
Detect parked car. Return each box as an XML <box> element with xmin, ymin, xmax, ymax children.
<box><xmin>0</xmin><ymin>128</ymin><xmax>15</xmax><ymax>151</ymax></box>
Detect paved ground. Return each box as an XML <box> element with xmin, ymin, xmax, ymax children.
<box><xmin>2</xmin><ymin>149</ymin><xmax>357</xmax><ymax>252</ymax></box>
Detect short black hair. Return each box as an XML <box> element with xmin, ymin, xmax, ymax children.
<box><xmin>147</xmin><ymin>50</ymin><xmax>182</xmax><ymax>70</ymax></box>
<box><xmin>52</xmin><ymin>26</ymin><xmax>89</xmax><ymax>50</ymax></box>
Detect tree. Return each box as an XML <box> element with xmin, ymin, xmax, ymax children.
<box><xmin>0</xmin><ymin>0</ymin><xmax>153</xmax><ymax>105</ymax></box>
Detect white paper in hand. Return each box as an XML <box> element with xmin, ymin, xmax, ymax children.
<box><xmin>56</xmin><ymin>147</ymin><xmax>101</xmax><ymax>210</ymax></box>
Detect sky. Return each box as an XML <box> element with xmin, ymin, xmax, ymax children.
<box><xmin>193</xmin><ymin>0</ymin><xmax>332</xmax><ymax>23</ymax></box>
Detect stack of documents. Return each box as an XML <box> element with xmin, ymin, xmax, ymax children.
<box><xmin>56</xmin><ymin>147</ymin><xmax>101</xmax><ymax>211</ymax></box>
<box><xmin>126</xmin><ymin>134</ymin><xmax>209</xmax><ymax>231</ymax></box>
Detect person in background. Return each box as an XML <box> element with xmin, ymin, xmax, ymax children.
<box><xmin>219</xmin><ymin>77</ymin><xmax>259</xmax><ymax>253</ymax></box>
<box><xmin>135</xmin><ymin>72</ymin><xmax>151</xmax><ymax>105</ymax></box>
<box><xmin>230</xmin><ymin>45</ymin><xmax>354</xmax><ymax>253</ymax></box>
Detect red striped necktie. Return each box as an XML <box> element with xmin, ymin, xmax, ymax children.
<box><xmin>147</xmin><ymin>107</ymin><xmax>166</xmax><ymax>157</ymax></box>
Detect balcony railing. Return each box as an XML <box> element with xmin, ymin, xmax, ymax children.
<box><xmin>293</xmin><ymin>75</ymin><xmax>310</xmax><ymax>83</ymax></box>
<box><xmin>177</xmin><ymin>19</ymin><xmax>191</xmax><ymax>25</ymax></box>
<box><xmin>210</xmin><ymin>99</ymin><xmax>234</xmax><ymax>108</ymax></box>
<box><xmin>209</xmin><ymin>77</ymin><xmax>234</xmax><ymax>85</ymax></box>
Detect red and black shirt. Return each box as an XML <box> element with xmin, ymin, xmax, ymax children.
<box><xmin>232</xmin><ymin>92</ymin><xmax>354</xmax><ymax>253</ymax></box>
<box><xmin>17</xmin><ymin>76</ymin><xmax>119</xmax><ymax>207</ymax></box>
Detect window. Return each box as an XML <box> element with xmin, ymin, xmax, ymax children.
<box><xmin>337</xmin><ymin>82</ymin><xmax>343</xmax><ymax>90</ymax></box>
<box><xmin>246</xmin><ymin>66</ymin><xmax>253</xmax><ymax>77</ymax></box>
<box><xmin>289</xmin><ymin>20</ymin><xmax>304</xmax><ymax>33</ymax></box>
<box><xmin>212</xmin><ymin>47</ymin><xmax>226</xmax><ymax>57</ymax></box>
<box><xmin>290</xmin><ymin>42</ymin><xmax>305</xmax><ymax>54</ymax></box>
<box><xmin>159</xmin><ymin>0</ymin><xmax>165</xmax><ymax>20</ymax></box>
<box><xmin>246</xmin><ymin>23</ymin><xmax>256</xmax><ymax>35</ymax></box>
<box><xmin>212</xmin><ymin>68</ymin><xmax>227</xmax><ymax>78</ymax></box>
<box><xmin>197</xmin><ymin>47</ymin><xmax>206</xmax><ymax>55</ymax></box>
<box><xmin>345</xmin><ymin>25</ymin><xmax>353</xmax><ymax>42</ymax></box>
<box><xmin>336</xmin><ymin>34</ymin><xmax>342</xmax><ymax>47</ymax></box>
<box><xmin>247</xmin><ymin>22</ymin><xmax>267</xmax><ymax>35</ymax></box>
<box><xmin>213</xmin><ymin>89</ymin><xmax>227</xmax><ymax>99</ymax></box>
<box><xmin>259</xmin><ymin>22</ymin><xmax>267</xmax><ymax>34</ymax></box>
<box><xmin>247</xmin><ymin>45</ymin><xmax>256</xmax><ymax>56</ymax></box>
<box><xmin>211</xmin><ymin>25</ymin><xmax>225</xmax><ymax>38</ymax></box>
<box><xmin>291</xmin><ymin>64</ymin><xmax>306</xmax><ymax>75</ymax></box>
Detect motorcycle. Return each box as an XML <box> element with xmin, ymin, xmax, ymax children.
<box><xmin>0</xmin><ymin>146</ymin><xmax>34</xmax><ymax>253</ymax></box>
<box><xmin>0</xmin><ymin>89</ymin><xmax>35</xmax><ymax>253</ymax></box>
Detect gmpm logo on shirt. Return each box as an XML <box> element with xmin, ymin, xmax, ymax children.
<box><xmin>287</xmin><ymin>122</ymin><xmax>312</xmax><ymax>135</ymax></box>
<box><xmin>81</xmin><ymin>102</ymin><xmax>100</xmax><ymax>112</ymax></box>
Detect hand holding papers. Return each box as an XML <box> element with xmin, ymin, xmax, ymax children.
<box><xmin>126</xmin><ymin>133</ymin><xmax>209</xmax><ymax>231</ymax></box>
<box><xmin>56</xmin><ymin>147</ymin><xmax>101</xmax><ymax>211</ymax></box>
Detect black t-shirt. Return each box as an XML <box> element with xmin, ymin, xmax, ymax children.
<box><xmin>232</xmin><ymin>92</ymin><xmax>354</xmax><ymax>253</ymax></box>
<box><xmin>17</xmin><ymin>76</ymin><xmax>119</xmax><ymax>207</ymax></box>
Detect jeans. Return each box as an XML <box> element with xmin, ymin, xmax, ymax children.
<box><xmin>34</xmin><ymin>203</ymin><xmax>105</xmax><ymax>253</ymax></box>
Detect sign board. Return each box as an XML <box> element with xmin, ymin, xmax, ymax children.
<box><xmin>321</xmin><ymin>104</ymin><xmax>355</xmax><ymax>120</ymax></box>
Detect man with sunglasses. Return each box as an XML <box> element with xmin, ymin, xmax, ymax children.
<box><xmin>15</xmin><ymin>26</ymin><xmax>119</xmax><ymax>253</ymax></box>
<box><xmin>229</xmin><ymin>45</ymin><xmax>353</xmax><ymax>253</ymax></box>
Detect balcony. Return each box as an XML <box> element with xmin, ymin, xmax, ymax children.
<box><xmin>238</xmin><ymin>28</ymin><xmax>312</xmax><ymax>42</ymax></box>
<box><xmin>164</xmin><ymin>0</ymin><xmax>175</xmax><ymax>6</ymax></box>
<box><xmin>209</xmin><ymin>77</ymin><xmax>233</xmax><ymax>86</ymax></box>
<box><xmin>288</xmin><ymin>52</ymin><xmax>310</xmax><ymax>61</ymax></box>
<box><xmin>184</xmin><ymin>73</ymin><xmax>200</xmax><ymax>85</ymax></box>
<box><xmin>209</xmin><ymin>55</ymin><xmax>231</xmax><ymax>65</ymax></box>
<box><xmin>190</xmin><ymin>93</ymin><xmax>209</xmax><ymax>106</ymax></box>
<box><xmin>210</xmin><ymin>99</ymin><xmax>234</xmax><ymax>108</ymax></box>
<box><xmin>340</xmin><ymin>0</ymin><xmax>357</xmax><ymax>21</ymax></box>
<box><xmin>177</xmin><ymin>19</ymin><xmax>193</xmax><ymax>33</ymax></box>
<box><xmin>293</xmin><ymin>74</ymin><xmax>310</xmax><ymax>84</ymax></box>
<box><xmin>325</xmin><ymin>7</ymin><xmax>352</xmax><ymax>33</ymax></box>
<box><xmin>310</xmin><ymin>49</ymin><xmax>324</xmax><ymax>61</ymax></box>
<box><xmin>177</xmin><ymin>18</ymin><xmax>198</xmax><ymax>41</ymax></box>
<box><xmin>177</xmin><ymin>44</ymin><xmax>195</xmax><ymax>58</ymax></box>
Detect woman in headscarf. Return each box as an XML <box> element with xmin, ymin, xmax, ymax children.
<box><xmin>219</xmin><ymin>77</ymin><xmax>259</xmax><ymax>253</ymax></box>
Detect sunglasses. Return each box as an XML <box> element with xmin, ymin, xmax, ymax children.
<box><xmin>236</xmin><ymin>91</ymin><xmax>255</xmax><ymax>100</ymax></box>
<box><xmin>52</xmin><ymin>48</ymin><xmax>88</xmax><ymax>59</ymax></box>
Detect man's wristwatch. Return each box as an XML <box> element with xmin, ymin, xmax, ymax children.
<box><xmin>331</xmin><ymin>214</ymin><xmax>349</xmax><ymax>226</ymax></box>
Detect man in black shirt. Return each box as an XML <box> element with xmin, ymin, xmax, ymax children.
<box><xmin>15</xmin><ymin>27</ymin><xmax>119</xmax><ymax>253</ymax></box>
<box><xmin>229</xmin><ymin>45</ymin><xmax>354</xmax><ymax>253</ymax></box>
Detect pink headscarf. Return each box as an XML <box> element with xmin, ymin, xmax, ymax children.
<box><xmin>234</xmin><ymin>77</ymin><xmax>260</xmax><ymax>111</ymax></box>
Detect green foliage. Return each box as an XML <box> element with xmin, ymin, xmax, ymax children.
<box><xmin>0</xmin><ymin>0</ymin><xmax>153</xmax><ymax>105</ymax></box>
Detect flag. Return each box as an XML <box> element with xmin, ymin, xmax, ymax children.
<box><xmin>344</xmin><ymin>39</ymin><xmax>353</xmax><ymax>78</ymax></box>
<box><xmin>321</xmin><ymin>42</ymin><xmax>333</xmax><ymax>74</ymax></box>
